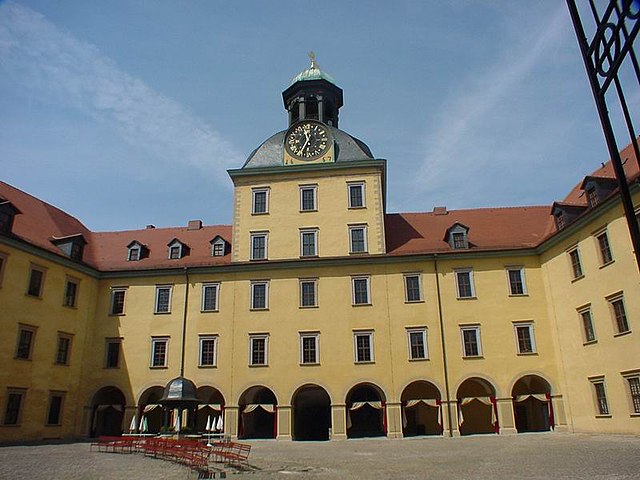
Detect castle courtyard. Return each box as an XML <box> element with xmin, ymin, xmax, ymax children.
<box><xmin>0</xmin><ymin>433</ymin><xmax>638</xmax><ymax>480</ymax></box>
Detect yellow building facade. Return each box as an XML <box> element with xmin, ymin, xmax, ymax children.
<box><xmin>1</xmin><ymin>61</ymin><xmax>639</xmax><ymax>443</ymax></box>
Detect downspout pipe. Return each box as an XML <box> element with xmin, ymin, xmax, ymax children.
<box><xmin>434</xmin><ymin>254</ymin><xmax>453</xmax><ymax>437</ymax></box>
<box><xmin>180</xmin><ymin>267</ymin><xmax>190</xmax><ymax>377</ymax></box>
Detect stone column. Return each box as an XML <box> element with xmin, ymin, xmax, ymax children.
<box><xmin>330</xmin><ymin>404</ymin><xmax>347</xmax><ymax>440</ymax></box>
<box><xmin>276</xmin><ymin>405</ymin><xmax>292</xmax><ymax>441</ymax></box>
<box><xmin>225</xmin><ymin>406</ymin><xmax>239</xmax><ymax>439</ymax></box>
<box><xmin>317</xmin><ymin>96</ymin><xmax>324</xmax><ymax>123</ymax></box>
<box><xmin>443</xmin><ymin>400</ymin><xmax>460</xmax><ymax>437</ymax></box>
<box><xmin>385</xmin><ymin>402</ymin><xmax>403</xmax><ymax>439</ymax></box>
<box><xmin>123</xmin><ymin>405</ymin><xmax>137</xmax><ymax>433</ymax></box>
<box><xmin>299</xmin><ymin>100</ymin><xmax>306</xmax><ymax>121</ymax></box>
<box><xmin>550</xmin><ymin>394</ymin><xmax>569</xmax><ymax>432</ymax></box>
<box><xmin>496</xmin><ymin>397</ymin><xmax>517</xmax><ymax>434</ymax></box>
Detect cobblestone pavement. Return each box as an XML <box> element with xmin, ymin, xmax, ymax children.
<box><xmin>0</xmin><ymin>433</ymin><xmax>639</xmax><ymax>480</ymax></box>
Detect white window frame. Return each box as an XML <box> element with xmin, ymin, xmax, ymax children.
<box><xmin>168</xmin><ymin>241</ymin><xmax>183</xmax><ymax>260</ymax></box>
<box><xmin>406</xmin><ymin>327</ymin><xmax>428</xmax><ymax>360</ymax></box>
<box><xmin>198</xmin><ymin>335</ymin><xmax>218</xmax><ymax>367</ymax></box>
<box><xmin>513</xmin><ymin>322</ymin><xmax>536</xmax><ymax>355</ymax></box>
<box><xmin>454</xmin><ymin>268</ymin><xmax>476</xmax><ymax>299</ymax></box>
<box><xmin>251</xmin><ymin>187</ymin><xmax>269</xmax><ymax>215</ymax></box>
<box><xmin>353</xmin><ymin>330</ymin><xmax>374</xmax><ymax>363</ymax></box>
<box><xmin>250</xmin><ymin>232</ymin><xmax>268</xmax><ymax>260</ymax></box>
<box><xmin>109</xmin><ymin>287</ymin><xmax>127</xmax><ymax>315</ymax></box>
<box><xmin>506</xmin><ymin>266</ymin><xmax>527</xmax><ymax>296</ymax></box>
<box><xmin>248</xmin><ymin>334</ymin><xmax>269</xmax><ymax>366</ymax></box>
<box><xmin>589</xmin><ymin>377</ymin><xmax>610</xmax><ymax>416</ymax></box>
<box><xmin>211</xmin><ymin>240</ymin><xmax>225</xmax><ymax>257</ymax></box>
<box><xmin>299</xmin><ymin>184</ymin><xmax>318</xmax><ymax>212</ymax></box>
<box><xmin>595</xmin><ymin>229</ymin><xmax>614</xmax><ymax>266</ymax></box>
<box><xmin>403</xmin><ymin>273</ymin><xmax>422</xmax><ymax>303</ymax></box>
<box><xmin>460</xmin><ymin>325</ymin><xmax>482</xmax><ymax>358</ymax></box>
<box><xmin>567</xmin><ymin>246</ymin><xmax>584</xmax><ymax>280</ymax></box>
<box><xmin>128</xmin><ymin>246</ymin><xmax>141</xmax><ymax>261</ymax></box>
<box><xmin>351</xmin><ymin>275</ymin><xmax>371</xmax><ymax>306</ymax></box>
<box><xmin>299</xmin><ymin>278</ymin><xmax>318</xmax><ymax>308</ymax></box>
<box><xmin>299</xmin><ymin>332</ymin><xmax>320</xmax><ymax>365</ymax></box>
<box><xmin>201</xmin><ymin>283</ymin><xmax>220</xmax><ymax>312</ymax></box>
<box><xmin>150</xmin><ymin>337</ymin><xmax>169</xmax><ymax>368</ymax></box>
<box><xmin>347</xmin><ymin>181</ymin><xmax>366</xmax><ymax>208</ymax></box>
<box><xmin>577</xmin><ymin>305</ymin><xmax>597</xmax><ymax>344</ymax></box>
<box><xmin>349</xmin><ymin>224</ymin><xmax>368</xmax><ymax>254</ymax></box>
<box><xmin>250</xmin><ymin>280</ymin><xmax>269</xmax><ymax>310</ymax></box>
<box><xmin>154</xmin><ymin>285</ymin><xmax>173</xmax><ymax>314</ymax></box>
<box><xmin>607</xmin><ymin>292</ymin><xmax>630</xmax><ymax>335</ymax></box>
<box><xmin>300</xmin><ymin>229</ymin><xmax>319</xmax><ymax>257</ymax></box>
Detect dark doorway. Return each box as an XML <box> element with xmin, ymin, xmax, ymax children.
<box><xmin>400</xmin><ymin>380</ymin><xmax>442</xmax><ymax>437</ymax></box>
<box><xmin>346</xmin><ymin>384</ymin><xmax>386</xmax><ymax>439</ymax></box>
<box><xmin>512</xmin><ymin>375</ymin><xmax>552</xmax><ymax>433</ymax></box>
<box><xmin>90</xmin><ymin>386</ymin><xmax>126</xmax><ymax>437</ymax></box>
<box><xmin>292</xmin><ymin>384</ymin><xmax>331</xmax><ymax>441</ymax></box>
<box><xmin>457</xmin><ymin>377</ymin><xmax>496</xmax><ymax>436</ymax></box>
<box><xmin>238</xmin><ymin>386</ymin><xmax>277</xmax><ymax>439</ymax></box>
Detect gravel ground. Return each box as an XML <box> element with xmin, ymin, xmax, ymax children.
<box><xmin>0</xmin><ymin>433</ymin><xmax>638</xmax><ymax>480</ymax></box>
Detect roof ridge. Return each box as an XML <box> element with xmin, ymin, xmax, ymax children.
<box><xmin>391</xmin><ymin>205</ymin><xmax>551</xmax><ymax>216</ymax></box>
<box><xmin>94</xmin><ymin>224</ymin><xmax>232</xmax><ymax>235</ymax></box>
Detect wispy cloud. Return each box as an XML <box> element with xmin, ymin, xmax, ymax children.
<box><xmin>0</xmin><ymin>2</ymin><xmax>242</xmax><ymax>187</ymax></box>
<box><xmin>410</xmin><ymin>5</ymin><xmax>568</xmax><ymax>208</ymax></box>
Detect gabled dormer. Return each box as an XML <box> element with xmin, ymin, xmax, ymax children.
<box><xmin>51</xmin><ymin>234</ymin><xmax>87</xmax><ymax>262</ymax></box>
<box><xmin>551</xmin><ymin>202</ymin><xmax>588</xmax><ymax>230</ymax></box>
<box><xmin>210</xmin><ymin>235</ymin><xmax>229</xmax><ymax>257</ymax></box>
<box><xmin>444</xmin><ymin>223</ymin><xmax>470</xmax><ymax>250</ymax></box>
<box><xmin>0</xmin><ymin>200</ymin><xmax>21</xmax><ymax>235</ymax></box>
<box><xmin>580</xmin><ymin>176</ymin><xmax>618</xmax><ymax>208</ymax></box>
<box><xmin>167</xmin><ymin>238</ymin><xmax>189</xmax><ymax>259</ymax></box>
<box><xmin>126</xmin><ymin>241</ymin><xmax>148</xmax><ymax>261</ymax></box>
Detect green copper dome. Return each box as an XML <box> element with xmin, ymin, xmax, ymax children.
<box><xmin>290</xmin><ymin>52</ymin><xmax>337</xmax><ymax>86</ymax></box>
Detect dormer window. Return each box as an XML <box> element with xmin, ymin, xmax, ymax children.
<box><xmin>167</xmin><ymin>239</ymin><xmax>188</xmax><ymax>260</ymax></box>
<box><xmin>586</xmin><ymin>187</ymin><xmax>599</xmax><ymax>208</ymax></box>
<box><xmin>551</xmin><ymin>202</ymin><xmax>587</xmax><ymax>230</ymax></box>
<box><xmin>580</xmin><ymin>176</ymin><xmax>617</xmax><ymax>209</ymax></box>
<box><xmin>51</xmin><ymin>234</ymin><xmax>87</xmax><ymax>262</ymax></box>
<box><xmin>0</xmin><ymin>201</ymin><xmax>21</xmax><ymax>235</ymax></box>
<box><xmin>554</xmin><ymin>210</ymin><xmax>566</xmax><ymax>230</ymax></box>
<box><xmin>126</xmin><ymin>241</ymin><xmax>148</xmax><ymax>261</ymax></box>
<box><xmin>210</xmin><ymin>236</ymin><xmax>228</xmax><ymax>257</ymax></box>
<box><xmin>444</xmin><ymin>223</ymin><xmax>469</xmax><ymax>250</ymax></box>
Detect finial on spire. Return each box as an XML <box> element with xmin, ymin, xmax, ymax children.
<box><xmin>309</xmin><ymin>51</ymin><xmax>317</xmax><ymax>69</ymax></box>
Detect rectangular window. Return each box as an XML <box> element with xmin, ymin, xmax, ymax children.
<box><xmin>591</xmin><ymin>379</ymin><xmax>610</xmax><ymax>415</ymax></box>
<box><xmin>252</xmin><ymin>188</ymin><xmax>269</xmax><ymax>214</ymax></box>
<box><xmin>300</xmin><ymin>333</ymin><xmax>319</xmax><ymax>364</ymax></box>
<box><xmin>349</xmin><ymin>225</ymin><xmax>367</xmax><ymax>253</ymax></box>
<box><xmin>348</xmin><ymin>182</ymin><xmax>365</xmax><ymax>208</ymax></box>
<box><xmin>249</xmin><ymin>335</ymin><xmax>268</xmax><ymax>366</ymax></box>
<box><xmin>198</xmin><ymin>336</ymin><xmax>218</xmax><ymax>367</ymax></box>
<box><xmin>461</xmin><ymin>326</ymin><xmax>482</xmax><ymax>357</ymax></box>
<box><xmin>250</xmin><ymin>281</ymin><xmax>269</xmax><ymax>310</ymax></box>
<box><xmin>578</xmin><ymin>306</ymin><xmax>597</xmax><ymax>343</ymax></box>
<box><xmin>55</xmin><ymin>333</ymin><xmax>72</xmax><ymax>365</ymax></box>
<box><xmin>352</xmin><ymin>276</ymin><xmax>371</xmax><ymax>305</ymax></box>
<box><xmin>63</xmin><ymin>278</ymin><xmax>79</xmax><ymax>307</ymax></box>
<box><xmin>128</xmin><ymin>247</ymin><xmax>140</xmax><ymax>261</ymax></box>
<box><xmin>587</xmin><ymin>187</ymin><xmax>599</xmax><ymax>208</ymax></box>
<box><xmin>596</xmin><ymin>231</ymin><xmax>613</xmax><ymax>265</ymax></box>
<box><xmin>625</xmin><ymin>376</ymin><xmax>640</xmax><ymax>414</ymax></box>
<box><xmin>300</xmin><ymin>229</ymin><xmax>318</xmax><ymax>257</ymax></box>
<box><xmin>46</xmin><ymin>392</ymin><xmax>65</xmax><ymax>426</ymax></box>
<box><xmin>568</xmin><ymin>247</ymin><xmax>583</xmax><ymax>279</ymax></box>
<box><xmin>150</xmin><ymin>337</ymin><xmax>169</xmax><ymax>368</ymax></box>
<box><xmin>27</xmin><ymin>265</ymin><xmax>45</xmax><ymax>297</ymax></box>
<box><xmin>455</xmin><ymin>269</ymin><xmax>475</xmax><ymax>299</ymax></box>
<box><xmin>201</xmin><ymin>283</ymin><xmax>220</xmax><ymax>312</ymax></box>
<box><xmin>407</xmin><ymin>328</ymin><xmax>428</xmax><ymax>360</ymax></box>
<box><xmin>3</xmin><ymin>389</ymin><xmax>26</xmax><ymax>426</ymax></box>
<box><xmin>299</xmin><ymin>279</ymin><xmax>317</xmax><ymax>307</ymax></box>
<box><xmin>300</xmin><ymin>185</ymin><xmax>317</xmax><ymax>211</ymax></box>
<box><xmin>0</xmin><ymin>252</ymin><xmax>8</xmax><ymax>287</ymax></box>
<box><xmin>212</xmin><ymin>242</ymin><xmax>224</xmax><ymax>256</ymax></box>
<box><xmin>155</xmin><ymin>285</ymin><xmax>172</xmax><ymax>313</ymax></box>
<box><xmin>169</xmin><ymin>245</ymin><xmax>181</xmax><ymax>259</ymax></box>
<box><xmin>105</xmin><ymin>339</ymin><xmax>121</xmax><ymax>368</ymax></box>
<box><xmin>452</xmin><ymin>232</ymin><xmax>466</xmax><ymax>249</ymax></box>
<box><xmin>110</xmin><ymin>288</ymin><xmax>127</xmax><ymax>315</ymax></box>
<box><xmin>608</xmin><ymin>294</ymin><xmax>630</xmax><ymax>334</ymax></box>
<box><xmin>404</xmin><ymin>274</ymin><xmax>422</xmax><ymax>302</ymax></box>
<box><xmin>514</xmin><ymin>323</ymin><xmax>536</xmax><ymax>354</ymax></box>
<box><xmin>250</xmin><ymin>233</ymin><xmax>268</xmax><ymax>260</ymax></box>
<box><xmin>354</xmin><ymin>331</ymin><xmax>374</xmax><ymax>363</ymax></box>
<box><xmin>15</xmin><ymin>325</ymin><xmax>36</xmax><ymax>360</ymax></box>
<box><xmin>506</xmin><ymin>267</ymin><xmax>527</xmax><ymax>295</ymax></box>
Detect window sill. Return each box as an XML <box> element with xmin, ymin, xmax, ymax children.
<box><xmin>300</xmin><ymin>255</ymin><xmax>319</xmax><ymax>259</ymax></box>
<box><xmin>108</xmin><ymin>313</ymin><xmax>126</xmax><ymax>317</ymax></box>
<box><xmin>103</xmin><ymin>366</ymin><xmax>120</xmax><ymax>370</ymax></box>
<box><xmin>508</xmin><ymin>294</ymin><xmax>529</xmax><ymax>298</ymax></box>
<box><xmin>571</xmin><ymin>275</ymin><xmax>585</xmax><ymax>283</ymax></box>
<box><xmin>248</xmin><ymin>364</ymin><xmax>268</xmax><ymax>368</ymax></box>
<box><xmin>251</xmin><ymin>212</ymin><xmax>269</xmax><ymax>216</ymax></box>
<box><xmin>25</xmin><ymin>294</ymin><xmax>43</xmax><ymax>300</ymax></box>
<box><xmin>462</xmin><ymin>355</ymin><xmax>484</xmax><ymax>360</ymax></box>
<box><xmin>0</xmin><ymin>424</ymin><xmax>21</xmax><ymax>428</ymax></box>
<box><xmin>349</xmin><ymin>251</ymin><xmax>369</xmax><ymax>255</ymax></box>
<box><xmin>630</xmin><ymin>413</ymin><xmax>640</xmax><ymax>418</ymax></box>
<box><xmin>45</xmin><ymin>424</ymin><xmax>62</xmax><ymax>427</ymax></box>
<box><xmin>456</xmin><ymin>296</ymin><xmax>477</xmax><ymax>300</ymax></box>
<box><xmin>200</xmin><ymin>310</ymin><xmax>219</xmax><ymax>313</ymax></box>
<box><xmin>583</xmin><ymin>340</ymin><xmax>598</xmax><ymax>346</ymax></box>
<box><xmin>516</xmin><ymin>352</ymin><xmax>538</xmax><ymax>356</ymax></box>
<box><xmin>149</xmin><ymin>366</ymin><xmax>168</xmax><ymax>370</ymax></box>
<box><xmin>599</xmin><ymin>260</ymin><xmax>615</xmax><ymax>269</ymax></box>
<box><xmin>54</xmin><ymin>362</ymin><xmax>70</xmax><ymax>367</ymax></box>
<box><xmin>300</xmin><ymin>362</ymin><xmax>320</xmax><ymax>366</ymax></box>
<box><xmin>614</xmin><ymin>330</ymin><xmax>632</xmax><ymax>338</ymax></box>
<box><xmin>154</xmin><ymin>311</ymin><xmax>172</xmax><ymax>315</ymax></box>
<box><xmin>348</xmin><ymin>206</ymin><xmax>366</xmax><ymax>210</ymax></box>
<box><xmin>250</xmin><ymin>308</ymin><xmax>269</xmax><ymax>312</ymax></box>
<box><xmin>595</xmin><ymin>414</ymin><xmax>612</xmax><ymax>418</ymax></box>
<box><xmin>250</xmin><ymin>258</ymin><xmax>268</xmax><ymax>262</ymax></box>
<box><xmin>14</xmin><ymin>357</ymin><xmax>32</xmax><ymax>362</ymax></box>
<box><xmin>354</xmin><ymin>361</ymin><xmax>375</xmax><ymax>365</ymax></box>
<box><xmin>352</xmin><ymin>303</ymin><xmax>372</xmax><ymax>307</ymax></box>
<box><xmin>299</xmin><ymin>305</ymin><xmax>319</xmax><ymax>309</ymax></box>
<box><xmin>300</xmin><ymin>209</ymin><xmax>317</xmax><ymax>213</ymax></box>
<box><xmin>408</xmin><ymin>357</ymin><xmax>429</xmax><ymax>362</ymax></box>
<box><xmin>198</xmin><ymin>365</ymin><xmax>217</xmax><ymax>369</ymax></box>
<box><xmin>62</xmin><ymin>305</ymin><xmax>78</xmax><ymax>309</ymax></box>
<box><xmin>405</xmin><ymin>300</ymin><xmax>425</xmax><ymax>304</ymax></box>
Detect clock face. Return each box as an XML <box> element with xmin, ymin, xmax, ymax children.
<box><xmin>285</xmin><ymin>122</ymin><xmax>331</xmax><ymax>160</ymax></box>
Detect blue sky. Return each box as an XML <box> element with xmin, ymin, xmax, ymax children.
<box><xmin>0</xmin><ymin>0</ymin><xmax>627</xmax><ymax>231</ymax></box>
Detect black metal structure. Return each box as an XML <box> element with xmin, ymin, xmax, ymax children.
<box><xmin>567</xmin><ymin>0</ymin><xmax>640</xmax><ymax>271</ymax></box>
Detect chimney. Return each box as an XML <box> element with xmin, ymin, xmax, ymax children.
<box><xmin>187</xmin><ymin>220</ymin><xmax>203</xmax><ymax>231</ymax></box>
<box><xmin>433</xmin><ymin>206</ymin><xmax>448</xmax><ymax>216</ymax></box>
<box><xmin>146</xmin><ymin>224</ymin><xmax>156</xmax><ymax>229</ymax></box>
